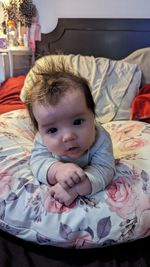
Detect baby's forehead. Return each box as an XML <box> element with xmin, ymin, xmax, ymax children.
<box><xmin>62</xmin><ymin>87</ymin><xmax>86</xmax><ymax>101</ymax></box>
<box><xmin>33</xmin><ymin>92</ymin><xmax>89</xmax><ymax>127</ymax></box>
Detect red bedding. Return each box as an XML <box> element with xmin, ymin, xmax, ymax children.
<box><xmin>131</xmin><ymin>84</ymin><xmax>150</xmax><ymax>123</ymax></box>
<box><xmin>0</xmin><ymin>76</ymin><xmax>26</xmax><ymax>114</ymax></box>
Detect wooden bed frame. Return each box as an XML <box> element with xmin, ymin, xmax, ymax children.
<box><xmin>1</xmin><ymin>18</ymin><xmax>150</xmax><ymax>267</ymax></box>
<box><xmin>36</xmin><ymin>18</ymin><xmax>150</xmax><ymax>59</ymax></box>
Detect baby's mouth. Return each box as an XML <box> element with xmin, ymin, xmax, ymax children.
<box><xmin>68</xmin><ymin>146</ymin><xmax>76</xmax><ymax>150</ymax></box>
<box><xmin>67</xmin><ymin>146</ymin><xmax>78</xmax><ymax>152</ymax></box>
<box><xmin>66</xmin><ymin>146</ymin><xmax>80</xmax><ymax>155</ymax></box>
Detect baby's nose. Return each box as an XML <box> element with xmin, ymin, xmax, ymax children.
<box><xmin>62</xmin><ymin>131</ymin><xmax>76</xmax><ymax>143</ymax></box>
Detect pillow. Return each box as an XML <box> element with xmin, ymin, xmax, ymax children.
<box><xmin>20</xmin><ymin>54</ymin><xmax>141</xmax><ymax>123</ymax></box>
<box><xmin>0</xmin><ymin>109</ymin><xmax>150</xmax><ymax>248</ymax></box>
<box><xmin>124</xmin><ymin>47</ymin><xmax>150</xmax><ymax>86</ymax></box>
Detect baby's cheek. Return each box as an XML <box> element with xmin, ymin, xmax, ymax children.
<box><xmin>47</xmin><ymin>139</ymin><xmax>60</xmax><ymax>154</ymax></box>
<box><xmin>43</xmin><ymin>136</ymin><xmax>53</xmax><ymax>149</ymax></box>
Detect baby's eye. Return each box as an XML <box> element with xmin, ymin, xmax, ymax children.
<box><xmin>73</xmin><ymin>119</ymin><xmax>84</xmax><ymax>126</ymax></box>
<box><xmin>48</xmin><ymin>128</ymin><xmax>58</xmax><ymax>134</ymax></box>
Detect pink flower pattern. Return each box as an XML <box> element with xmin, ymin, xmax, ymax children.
<box><xmin>106</xmin><ymin>176</ymin><xmax>138</xmax><ymax>219</ymax></box>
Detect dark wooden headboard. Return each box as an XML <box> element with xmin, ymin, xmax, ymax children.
<box><xmin>36</xmin><ymin>18</ymin><xmax>150</xmax><ymax>60</ymax></box>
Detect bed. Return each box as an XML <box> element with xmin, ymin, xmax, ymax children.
<box><xmin>0</xmin><ymin>18</ymin><xmax>150</xmax><ymax>266</ymax></box>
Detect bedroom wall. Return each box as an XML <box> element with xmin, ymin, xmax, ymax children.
<box><xmin>34</xmin><ymin>0</ymin><xmax>150</xmax><ymax>33</ymax></box>
<box><xmin>0</xmin><ymin>0</ymin><xmax>150</xmax><ymax>33</ymax></box>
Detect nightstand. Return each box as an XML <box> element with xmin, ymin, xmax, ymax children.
<box><xmin>0</xmin><ymin>46</ymin><xmax>34</xmax><ymax>82</ymax></box>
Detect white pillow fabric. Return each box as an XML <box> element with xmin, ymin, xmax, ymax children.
<box><xmin>124</xmin><ymin>47</ymin><xmax>150</xmax><ymax>86</ymax></box>
<box><xmin>21</xmin><ymin>54</ymin><xmax>141</xmax><ymax>123</ymax></box>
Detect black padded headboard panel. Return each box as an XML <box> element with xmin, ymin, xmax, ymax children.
<box><xmin>36</xmin><ymin>18</ymin><xmax>150</xmax><ymax>60</ymax></box>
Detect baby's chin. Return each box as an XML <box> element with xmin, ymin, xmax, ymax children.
<box><xmin>62</xmin><ymin>148</ymin><xmax>88</xmax><ymax>160</ymax></box>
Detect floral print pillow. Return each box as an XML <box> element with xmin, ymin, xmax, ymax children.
<box><xmin>0</xmin><ymin>109</ymin><xmax>150</xmax><ymax>248</ymax></box>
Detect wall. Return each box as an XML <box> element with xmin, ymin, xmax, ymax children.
<box><xmin>1</xmin><ymin>0</ymin><xmax>150</xmax><ymax>34</ymax></box>
<box><xmin>34</xmin><ymin>0</ymin><xmax>150</xmax><ymax>33</ymax></box>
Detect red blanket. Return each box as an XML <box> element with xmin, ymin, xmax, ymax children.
<box><xmin>131</xmin><ymin>84</ymin><xmax>150</xmax><ymax>123</ymax></box>
<box><xmin>0</xmin><ymin>76</ymin><xmax>26</xmax><ymax>114</ymax></box>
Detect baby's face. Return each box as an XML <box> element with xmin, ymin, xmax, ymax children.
<box><xmin>32</xmin><ymin>90</ymin><xmax>96</xmax><ymax>159</ymax></box>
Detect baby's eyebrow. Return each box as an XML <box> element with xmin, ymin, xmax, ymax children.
<box><xmin>40</xmin><ymin>122</ymin><xmax>55</xmax><ymax>128</ymax></box>
<box><xmin>72</xmin><ymin>112</ymin><xmax>86</xmax><ymax>118</ymax></box>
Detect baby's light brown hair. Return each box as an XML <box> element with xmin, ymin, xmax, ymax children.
<box><xmin>24</xmin><ymin>59</ymin><xmax>95</xmax><ymax>131</ymax></box>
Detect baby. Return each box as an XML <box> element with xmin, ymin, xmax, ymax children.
<box><xmin>24</xmin><ymin>68</ymin><xmax>115</xmax><ymax>206</ymax></box>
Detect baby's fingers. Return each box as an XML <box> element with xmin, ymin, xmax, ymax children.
<box><xmin>75</xmin><ymin>169</ymin><xmax>86</xmax><ymax>182</ymax></box>
<box><xmin>49</xmin><ymin>189</ymin><xmax>63</xmax><ymax>204</ymax></box>
<box><xmin>66</xmin><ymin>174</ymin><xmax>81</xmax><ymax>188</ymax></box>
<box><xmin>49</xmin><ymin>188</ymin><xmax>55</xmax><ymax>197</ymax></box>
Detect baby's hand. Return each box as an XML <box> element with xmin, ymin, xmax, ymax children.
<box><xmin>50</xmin><ymin>183</ymin><xmax>78</xmax><ymax>206</ymax></box>
<box><xmin>50</xmin><ymin>162</ymin><xmax>86</xmax><ymax>189</ymax></box>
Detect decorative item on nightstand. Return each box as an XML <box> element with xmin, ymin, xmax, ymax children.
<box><xmin>23</xmin><ymin>33</ymin><xmax>28</xmax><ymax>48</ymax></box>
<box><xmin>7</xmin><ymin>20</ymin><xmax>18</xmax><ymax>47</ymax></box>
<box><xmin>0</xmin><ymin>36</ymin><xmax>7</xmax><ymax>49</ymax></box>
<box><xmin>2</xmin><ymin>0</ymin><xmax>38</xmax><ymax>50</ymax></box>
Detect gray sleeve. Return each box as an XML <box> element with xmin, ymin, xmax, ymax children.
<box><xmin>84</xmin><ymin>126</ymin><xmax>115</xmax><ymax>195</ymax></box>
<box><xmin>30</xmin><ymin>133</ymin><xmax>58</xmax><ymax>184</ymax></box>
